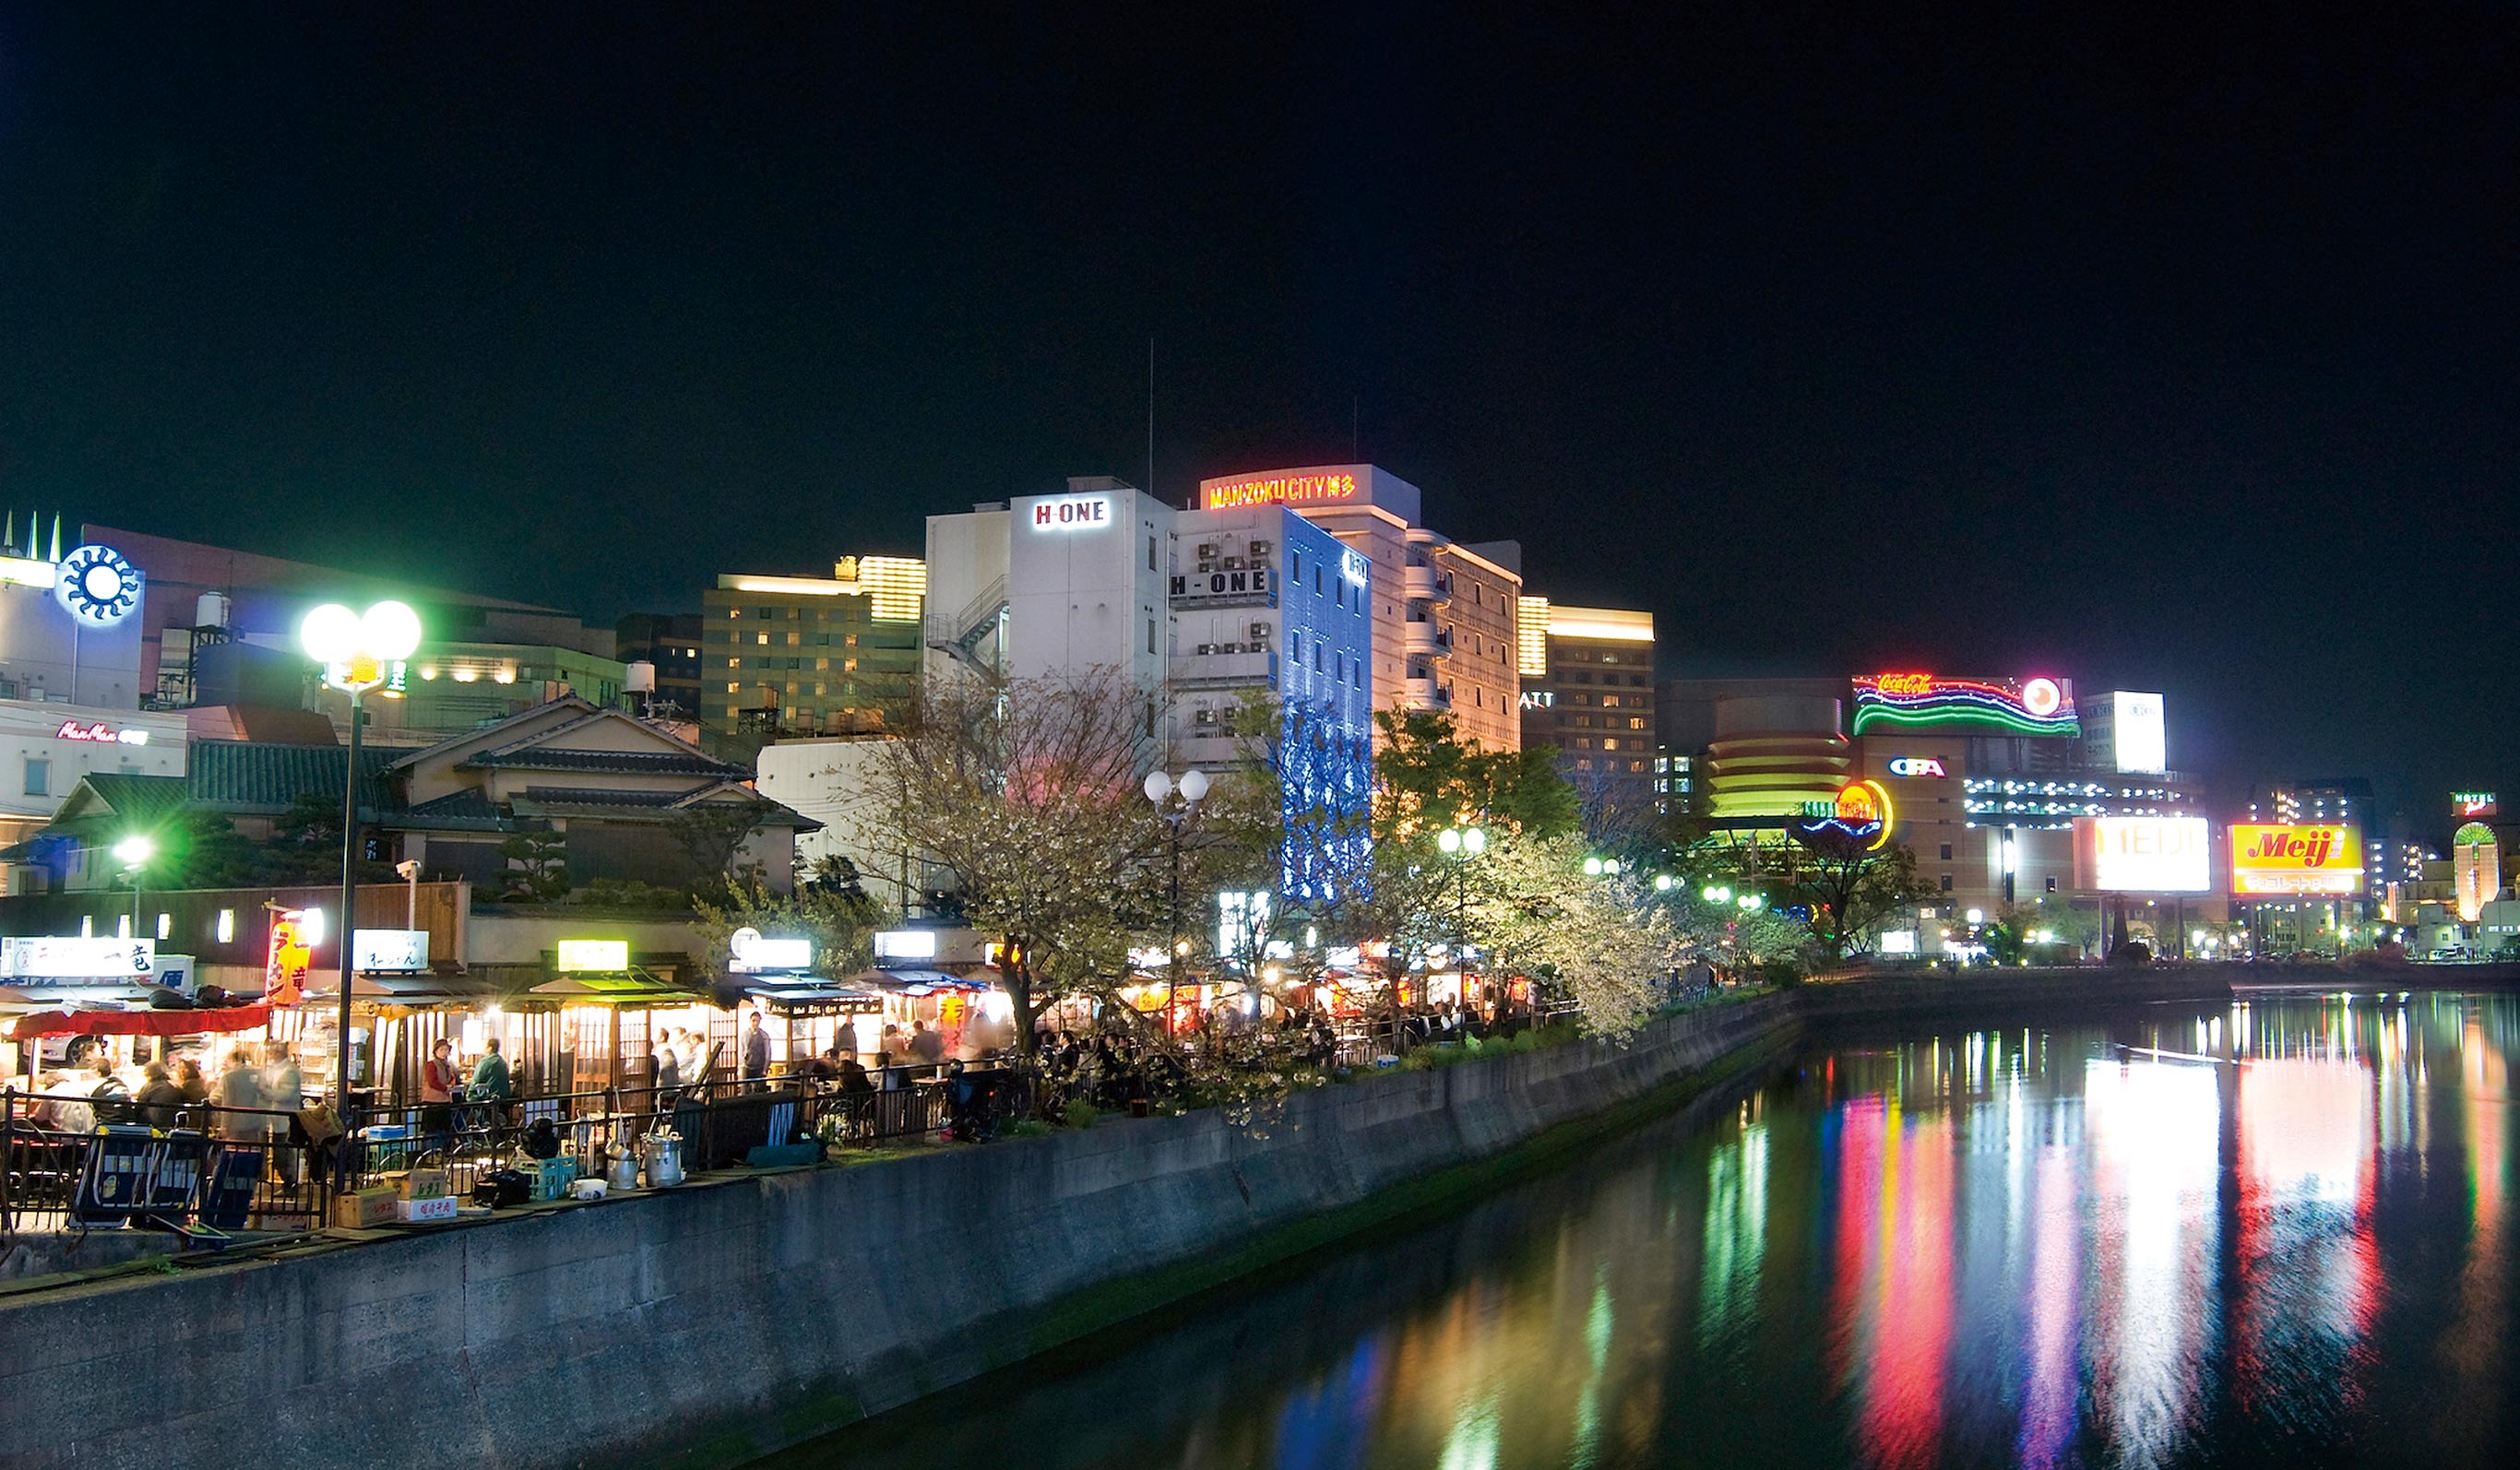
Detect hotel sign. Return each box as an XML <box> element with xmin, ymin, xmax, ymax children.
<box><xmin>1202</xmin><ymin>471</ymin><xmax>1361</xmax><ymax>511</ymax></box>
<box><xmin>1170</xmin><ymin>569</ymin><xmax>1275</xmax><ymax>600</ymax></box>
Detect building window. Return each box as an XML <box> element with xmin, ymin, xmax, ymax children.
<box><xmin>2045</xmin><ymin>876</ymin><xmax>2059</xmax><ymax>893</ymax></box>
<box><xmin>1940</xmin><ymin>843</ymin><xmax>1954</xmax><ymax>860</ymax></box>
<box><xmin>1146</xmin><ymin>619</ymin><xmax>1156</xmax><ymax>655</ymax></box>
<box><xmin>1940</xmin><ymin>874</ymin><xmax>1954</xmax><ymax>892</ymax></box>
<box><xmin>23</xmin><ymin>758</ymin><xmax>47</xmax><ymax>797</ymax></box>
<box><xmin>1147</xmin><ymin>535</ymin><xmax>1157</xmax><ymax>571</ymax></box>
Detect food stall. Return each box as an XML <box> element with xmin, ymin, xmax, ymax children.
<box><xmin>726</xmin><ymin>930</ymin><xmax>882</xmax><ymax>1072</ymax></box>
<box><xmin>527</xmin><ymin>938</ymin><xmax>715</xmax><ymax>1096</ymax></box>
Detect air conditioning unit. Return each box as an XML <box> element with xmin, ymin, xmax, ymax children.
<box><xmin>1195</xmin><ymin>643</ymin><xmax>1214</xmax><ymax>656</ymax></box>
<box><xmin>1196</xmin><ymin>561</ymin><xmax>1216</xmax><ymax>573</ymax></box>
<box><xmin>1221</xmin><ymin>556</ymin><xmax>1245</xmax><ymax>570</ymax></box>
<box><xmin>1196</xmin><ymin>543</ymin><xmax>1218</xmax><ymax>559</ymax></box>
<box><xmin>1249</xmin><ymin>539</ymin><xmax>1272</xmax><ymax>558</ymax></box>
<box><xmin>1249</xmin><ymin>622</ymin><xmax>1270</xmax><ymax>640</ymax></box>
<box><xmin>1195</xmin><ymin>708</ymin><xmax>1216</xmax><ymax>725</ymax></box>
<box><xmin>1219</xmin><ymin>642</ymin><xmax>1242</xmax><ymax>654</ymax></box>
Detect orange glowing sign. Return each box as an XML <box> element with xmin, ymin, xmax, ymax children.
<box><xmin>266</xmin><ymin>911</ymin><xmax>313</xmax><ymax>1005</ymax></box>
<box><xmin>1201</xmin><ymin>471</ymin><xmax>1361</xmax><ymax>511</ymax></box>
<box><xmin>1798</xmin><ymin>779</ymin><xmax>1895</xmax><ymax>850</ymax></box>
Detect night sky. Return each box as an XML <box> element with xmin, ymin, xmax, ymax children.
<box><xmin>3</xmin><ymin>6</ymin><xmax>2513</xmax><ymax>834</ymax></box>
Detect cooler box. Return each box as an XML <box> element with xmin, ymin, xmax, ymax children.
<box><xmin>396</xmin><ymin>1196</ymin><xmax>458</xmax><ymax>1224</ymax></box>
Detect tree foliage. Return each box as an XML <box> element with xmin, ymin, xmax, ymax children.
<box><xmin>1372</xmin><ymin>709</ymin><xmax>1579</xmax><ymax>841</ymax></box>
<box><xmin>1786</xmin><ymin>835</ymin><xmax>1939</xmax><ymax>966</ymax></box>
<box><xmin>498</xmin><ymin>828</ymin><xmax>572</xmax><ymax>903</ymax></box>
<box><xmin>690</xmin><ymin>876</ymin><xmax>892</xmax><ymax>985</ymax></box>
<box><xmin>879</xmin><ymin>669</ymin><xmax>1170</xmax><ymax>1057</ymax></box>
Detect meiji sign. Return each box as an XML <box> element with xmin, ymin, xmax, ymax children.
<box><xmin>2074</xmin><ymin>816</ymin><xmax>2209</xmax><ymax>893</ymax></box>
<box><xmin>2228</xmin><ymin>823</ymin><xmax>2363</xmax><ymax>895</ymax></box>
<box><xmin>1030</xmin><ymin>496</ymin><xmax>1111</xmax><ymax>531</ymax></box>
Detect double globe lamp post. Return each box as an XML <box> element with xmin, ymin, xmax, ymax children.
<box><xmin>298</xmin><ymin>599</ymin><xmax>422</xmax><ymax>1113</ymax></box>
<box><xmin>1144</xmin><ymin>768</ymin><xmax>1209</xmax><ymax>1034</ymax></box>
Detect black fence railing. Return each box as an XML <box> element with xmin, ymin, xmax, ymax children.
<box><xmin>2</xmin><ymin>1066</ymin><xmax>1031</xmax><ymax>1237</ymax></box>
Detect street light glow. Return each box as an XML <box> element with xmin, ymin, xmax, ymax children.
<box><xmin>113</xmin><ymin>835</ymin><xmax>155</xmax><ymax>867</ymax></box>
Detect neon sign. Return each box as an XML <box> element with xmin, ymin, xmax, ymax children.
<box><xmin>1852</xmin><ymin>673</ymin><xmax>2079</xmax><ymax>738</ymax></box>
<box><xmin>2455</xmin><ymin>790</ymin><xmax>2497</xmax><ymax>819</ymax></box>
<box><xmin>1797</xmin><ymin>780</ymin><xmax>1894</xmax><ymax>850</ymax></box>
<box><xmin>1029</xmin><ymin>496</ymin><xmax>1111</xmax><ymax>531</ymax></box>
<box><xmin>1518</xmin><ymin>689</ymin><xmax>1554</xmax><ymax>710</ymax></box>
<box><xmin>55</xmin><ymin>720</ymin><xmax>149</xmax><ymax>746</ymax></box>
<box><xmin>1885</xmin><ymin>756</ymin><xmax>1945</xmax><ymax>777</ymax></box>
<box><xmin>1340</xmin><ymin>549</ymin><xmax>1369</xmax><ymax>587</ymax></box>
<box><xmin>1202</xmin><ymin>472</ymin><xmax>1361</xmax><ymax>511</ymax></box>
<box><xmin>54</xmin><ymin>544</ymin><xmax>141</xmax><ymax>627</ymax></box>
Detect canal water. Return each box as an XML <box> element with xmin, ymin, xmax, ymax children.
<box><xmin>803</xmin><ymin>992</ymin><xmax>2519</xmax><ymax>1467</ymax></box>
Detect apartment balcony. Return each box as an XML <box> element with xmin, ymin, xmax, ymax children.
<box><xmin>1403</xmin><ymin>674</ymin><xmax>1453</xmax><ymax>710</ymax></box>
<box><xmin>1168</xmin><ymin>647</ymin><xmax>1278</xmax><ymax>689</ymax></box>
<box><xmin>1402</xmin><ymin>562</ymin><xmax>1453</xmax><ymax>604</ymax></box>
<box><xmin>1402</xmin><ymin>619</ymin><xmax>1453</xmax><ymax>658</ymax></box>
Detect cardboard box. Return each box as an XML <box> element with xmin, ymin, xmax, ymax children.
<box><xmin>396</xmin><ymin>1196</ymin><xmax>458</xmax><ymax>1224</ymax></box>
<box><xmin>331</xmin><ymin>1187</ymin><xmax>398</xmax><ymax>1228</ymax></box>
<box><xmin>390</xmin><ymin>1167</ymin><xmax>452</xmax><ymax>1202</ymax></box>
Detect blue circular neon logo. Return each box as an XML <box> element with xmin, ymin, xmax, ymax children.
<box><xmin>55</xmin><ymin>544</ymin><xmax>141</xmax><ymax>626</ymax></box>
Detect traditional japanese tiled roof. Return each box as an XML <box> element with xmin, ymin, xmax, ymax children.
<box><xmin>184</xmin><ymin>740</ymin><xmax>402</xmax><ymax>816</ymax></box>
<box><xmin>458</xmin><ymin>748</ymin><xmax>738</xmax><ymax>777</ymax></box>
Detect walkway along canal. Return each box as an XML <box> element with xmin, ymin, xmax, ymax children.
<box><xmin>0</xmin><ymin>968</ymin><xmax>2254</xmax><ymax>1468</ymax></box>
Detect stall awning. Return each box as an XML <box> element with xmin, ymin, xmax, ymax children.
<box><xmin>851</xmin><ymin>968</ymin><xmax>996</xmax><ymax>998</ymax></box>
<box><xmin>743</xmin><ymin>982</ymin><xmax>886</xmax><ymax>1018</ymax></box>
<box><xmin>301</xmin><ymin>973</ymin><xmax>500</xmax><ymax>1012</ymax></box>
<box><xmin>6</xmin><ymin>1002</ymin><xmax>273</xmax><ymax>1041</ymax></box>
<box><xmin>529</xmin><ymin>969</ymin><xmax>703</xmax><ymax>1007</ymax></box>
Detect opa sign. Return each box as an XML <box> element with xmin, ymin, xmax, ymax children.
<box><xmin>1886</xmin><ymin>757</ymin><xmax>1946</xmax><ymax>777</ymax></box>
<box><xmin>1030</xmin><ymin>495</ymin><xmax>1111</xmax><ymax>531</ymax></box>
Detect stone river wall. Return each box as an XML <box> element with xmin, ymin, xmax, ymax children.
<box><xmin>0</xmin><ymin>967</ymin><xmax>2244</xmax><ymax>1469</ymax></box>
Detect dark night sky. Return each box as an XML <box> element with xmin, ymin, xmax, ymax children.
<box><xmin>2</xmin><ymin>5</ymin><xmax>2514</xmax><ymax>836</ymax></box>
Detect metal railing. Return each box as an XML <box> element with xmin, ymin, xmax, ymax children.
<box><xmin>3</xmin><ymin>1091</ymin><xmax>330</xmax><ymax>1235</ymax></box>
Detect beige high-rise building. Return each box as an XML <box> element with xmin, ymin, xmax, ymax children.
<box><xmin>1195</xmin><ymin>465</ymin><xmax>1522</xmax><ymax>751</ymax></box>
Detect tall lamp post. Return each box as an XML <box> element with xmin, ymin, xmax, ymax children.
<box><xmin>1144</xmin><ymin>768</ymin><xmax>1208</xmax><ymax>1036</ymax></box>
<box><xmin>113</xmin><ymin>835</ymin><xmax>155</xmax><ymax>936</ymax></box>
<box><xmin>1437</xmin><ymin>825</ymin><xmax>1486</xmax><ymax>1010</ymax></box>
<box><xmin>299</xmin><ymin>599</ymin><xmax>422</xmax><ymax>1113</ymax></box>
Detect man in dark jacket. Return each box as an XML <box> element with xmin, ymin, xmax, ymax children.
<box><xmin>132</xmin><ymin>1061</ymin><xmax>185</xmax><ymax>1130</ymax></box>
<box><xmin>742</xmin><ymin>1013</ymin><xmax>771</xmax><ymax>1091</ymax></box>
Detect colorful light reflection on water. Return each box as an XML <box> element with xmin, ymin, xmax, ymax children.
<box><xmin>802</xmin><ymin>993</ymin><xmax>2520</xmax><ymax>1468</ymax></box>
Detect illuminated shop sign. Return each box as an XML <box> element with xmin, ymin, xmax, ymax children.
<box><xmin>2454</xmin><ymin>822</ymin><xmax>2499</xmax><ymax>923</ymax></box>
<box><xmin>2074</xmin><ymin>816</ymin><xmax>2210</xmax><ymax>893</ymax></box>
<box><xmin>2110</xmin><ymin>691</ymin><xmax>2167</xmax><ymax>774</ymax></box>
<box><xmin>354</xmin><ymin>929</ymin><xmax>430</xmax><ymax>973</ymax></box>
<box><xmin>729</xmin><ymin>927</ymin><xmax>814</xmax><ymax>974</ymax></box>
<box><xmin>555</xmin><ymin>939</ymin><xmax>631</xmax><ymax>972</ymax></box>
<box><xmin>1796</xmin><ymin>780</ymin><xmax>1894</xmax><ymax>851</ymax></box>
<box><xmin>1852</xmin><ymin>672</ymin><xmax>2079</xmax><ymax>738</ymax></box>
<box><xmin>1518</xmin><ymin>689</ymin><xmax>1554</xmax><ymax>710</ymax></box>
<box><xmin>54</xmin><ymin>720</ymin><xmax>150</xmax><ymax>745</ymax></box>
<box><xmin>1201</xmin><ymin>472</ymin><xmax>1361</xmax><ymax>511</ymax></box>
<box><xmin>2455</xmin><ymin>790</ymin><xmax>2497</xmax><ymax>819</ymax></box>
<box><xmin>53</xmin><ymin>544</ymin><xmax>142</xmax><ymax>627</ymax></box>
<box><xmin>2226</xmin><ymin>824</ymin><xmax>2363</xmax><ymax>896</ymax></box>
<box><xmin>1169</xmin><ymin>569</ymin><xmax>1275</xmax><ymax>599</ymax></box>
<box><xmin>0</xmin><ymin>935</ymin><xmax>155</xmax><ymax>980</ymax></box>
<box><xmin>1340</xmin><ymin>550</ymin><xmax>1369</xmax><ymax>587</ymax></box>
<box><xmin>1028</xmin><ymin>496</ymin><xmax>1112</xmax><ymax>531</ymax></box>
<box><xmin>1885</xmin><ymin>756</ymin><xmax>1946</xmax><ymax>777</ymax></box>
<box><xmin>266</xmin><ymin>908</ymin><xmax>315</xmax><ymax>1004</ymax></box>
<box><xmin>874</xmin><ymin>930</ymin><xmax>938</xmax><ymax>961</ymax></box>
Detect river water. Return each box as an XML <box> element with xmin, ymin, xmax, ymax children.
<box><xmin>804</xmin><ymin>992</ymin><xmax>2520</xmax><ymax>1467</ymax></box>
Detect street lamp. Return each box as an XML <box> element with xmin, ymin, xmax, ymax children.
<box><xmin>113</xmin><ymin>835</ymin><xmax>154</xmax><ymax>936</ymax></box>
<box><xmin>1702</xmin><ymin>884</ymin><xmax>1731</xmax><ymax>904</ymax></box>
<box><xmin>1437</xmin><ymin>824</ymin><xmax>1486</xmax><ymax>949</ymax></box>
<box><xmin>1654</xmin><ymin>874</ymin><xmax>1674</xmax><ymax>892</ymax></box>
<box><xmin>1145</xmin><ymin>768</ymin><xmax>1208</xmax><ymax>1036</ymax></box>
<box><xmin>300</xmin><ymin>599</ymin><xmax>422</xmax><ymax>1113</ymax></box>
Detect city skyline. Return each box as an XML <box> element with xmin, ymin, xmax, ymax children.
<box><xmin>2</xmin><ymin>7</ymin><xmax>2511</xmax><ymax>819</ymax></box>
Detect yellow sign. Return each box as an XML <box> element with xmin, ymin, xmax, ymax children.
<box><xmin>2227</xmin><ymin>824</ymin><xmax>2363</xmax><ymax>895</ymax></box>
<box><xmin>1201</xmin><ymin>471</ymin><xmax>1361</xmax><ymax>511</ymax></box>
<box><xmin>556</xmin><ymin>939</ymin><xmax>630</xmax><ymax>973</ymax></box>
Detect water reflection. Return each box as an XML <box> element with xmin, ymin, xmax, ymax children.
<box><xmin>802</xmin><ymin>993</ymin><xmax>2520</xmax><ymax>1468</ymax></box>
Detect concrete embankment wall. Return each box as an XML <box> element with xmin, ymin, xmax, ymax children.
<box><xmin>0</xmin><ymin>971</ymin><xmax>2239</xmax><ymax>1470</ymax></box>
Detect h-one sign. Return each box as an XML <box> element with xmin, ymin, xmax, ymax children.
<box><xmin>1029</xmin><ymin>496</ymin><xmax>1111</xmax><ymax>531</ymax></box>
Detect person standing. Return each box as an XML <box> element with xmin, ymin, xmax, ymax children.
<box><xmin>651</xmin><ymin>1034</ymin><xmax>683</xmax><ymax>1109</ymax></box>
<box><xmin>909</xmin><ymin>1020</ymin><xmax>945</xmax><ymax>1067</ymax></box>
<box><xmin>173</xmin><ymin>1057</ymin><xmax>209</xmax><ymax>1108</ymax></box>
<box><xmin>421</xmin><ymin>1038</ymin><xmax>459</xmax><ymax>1154</ymax></box>
<box><xmin>741</xmin><ymin>1013</ymin><xmax>770</xmax><ymax>1092</ymax></box>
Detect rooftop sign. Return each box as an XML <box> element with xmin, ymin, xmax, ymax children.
<box><xmin>1201</xmin><ymin>471</ymin><xmax>1361</xmax><ymax>511</ymax></box>
<box><xmin>1852</xmin><ymin>673</ymin><xmax>2080</xmax><ymax>738</ymax></box>
<box><xmin>2227</xmin><ymin>824</ymin><xmax>2363</xmax><ymax>896</ymax></box>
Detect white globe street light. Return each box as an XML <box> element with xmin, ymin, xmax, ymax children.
<box><xmin>299</xmin><ymin>599</ymin><xmax>422</xmax><ymax>1115</ymax></box>
<box><xmin>1147</xmin><ymin>768</ymin><xmax>1209</xmax><ymax>1034</ymax></box>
